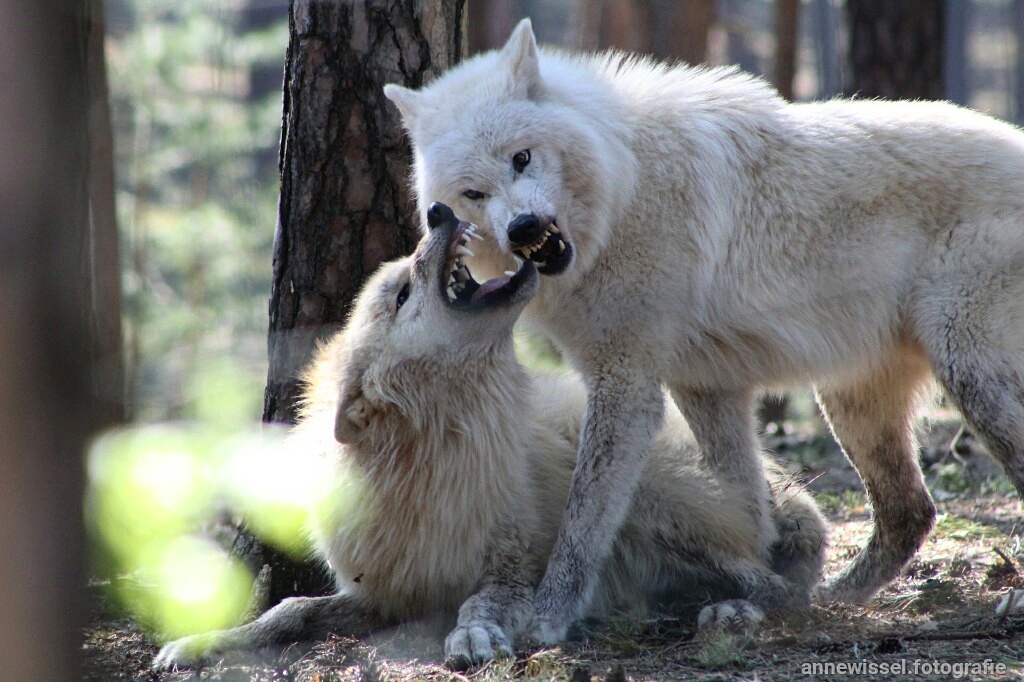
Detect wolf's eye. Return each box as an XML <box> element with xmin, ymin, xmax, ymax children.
<box><xmin>512</xmin><ymin>149</ymin><xmax>531</xmax><ymax>173</ymax></box>
<box><xmin>463</xmin><ymin>189</ymin><xmax>485</xmax><ymax>200</ymax></box>
<box><xmin>395</xmin><ymin>282</ymin><xmax>410</xmax><ymax>310</ymax></box>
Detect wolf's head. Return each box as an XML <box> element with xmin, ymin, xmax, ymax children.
<box><xmin>384</xmin><ymin>19</ymin><xmax>637</xmax><ymax>284</ymax></box>
<box><xmin>318</xmin><ymin>203</ymin><xmax>538</xmax><ymax>449</ymax></box>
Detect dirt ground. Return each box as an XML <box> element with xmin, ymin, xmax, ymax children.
<box><xmin>83</xmin><ymin>416</ymin><xmax>1024</xmax><ymax>680</ymax></box>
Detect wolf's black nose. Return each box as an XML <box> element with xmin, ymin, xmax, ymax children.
<box><xmin>427</xmin><ymin>202</ymin><xmax>455</xmax><ymax>230</ymax></box>
<box><xmin>507</xmin><ymin>213</ymin><xmax>544</xmax><ymax>246</ymax></box>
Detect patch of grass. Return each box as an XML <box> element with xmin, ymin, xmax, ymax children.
<box><xmin>933</xmin><ymin>462</ymin><xmax>972</xmax><ymax>494</ymax></box>
<box><xmin>817</xmin><ymin>490</ymin><xmax>867</xmax><ymax>516</ymax></box>
<box><xmin>932</xmin><ymin>513</ymin><xmax>1001</xmax><ymax>541</ymax></box>
<box><xmin>695</xmin><ymin>631</ymin><xmax>751</xmax><ymax>670</ymax></box>
<box><xmin>521</xmin><ymin>648</ymin><xmax>572</xmax><ymax>680</ymax></box>
<box><xmin>473</xmin><ymin>654</ymin><xmax>518</xmax><ymax>681</ymax></box>
<box><xmin>979</xmin><ymin>475</ymin><xmax>1017</xmax><ymax>496</ymax></box>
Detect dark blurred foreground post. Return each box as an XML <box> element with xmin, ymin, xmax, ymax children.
<box><xmin>253</xmin><ymin>0</ymin><xmax>467</xmax><ymax>603</ymax></box>
<box><xmin>0</xmin><ymin>1</ymin><xmax>96</xmax><ymax>678</ymax></box>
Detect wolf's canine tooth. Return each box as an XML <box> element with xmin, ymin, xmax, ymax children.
<box><xmin>457</xmin><ymin>245</ymin><xmax>475</xmax><ymax>258</ymax></box>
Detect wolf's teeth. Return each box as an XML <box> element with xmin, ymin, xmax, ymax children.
<box><xmin>504</xmin><ymin>270</ymin><xmax>516</xmax><ymax>277</ymax></box>
<box><xmin>448</xmin><ymin>274</ymin><xmax>456</xmax><ymax>285</ymax></box>
<box><xmin>558</xmin><ymin>241</ymin><xmax>565</xmax><ymax>253</ymax></box>
<box><xmin>548</xmin><ymin>224</ymin><xmax>560</xmax><ymax>234</ymax></box>
<box><xmin>536</xmin><ymin>260</ymin><xmax>547</xmax><ymax>268</ymax></box>
<box><xmin>457</xmin><ymin>245</ymin><xmax>474</xmax><ymax>257</ymax></box>
<box><xmin>447</xmin><ymin>286</ymin><xmax>457</xmax><ymax>301</ymax></box>
<box><xmin>469</xmin><ymin>231</ymin><xmax>485</xmax><ymax>241</ymax></box>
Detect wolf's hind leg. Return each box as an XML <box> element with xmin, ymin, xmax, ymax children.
<box><xmin>672</xmin><ymin>388</ymin><xmax>778</xmax><ymax>556</ymax></box>
<box><xmin>917</xmin><ymin>268</ymin><xmax>1024</xmax><ymax>497</ymax></box>
<box><xmin>153</xmin><ymin>592</ymin><xmax>388</xmax><ymax>670</ymax></box>
<box><xmin>816</xmin><ymin>351</ymin><xmax>936</xmax><ymax>604</ymax></box>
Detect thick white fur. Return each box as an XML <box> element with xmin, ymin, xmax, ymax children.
<box><xmin>154</xmin><ymin>219</ymin><xmax>827</xmax><ymax>671</ymax></box>
<box><xmin>385</xmin><ymin>19</ymin><xmax>1024</xmax><ymax>641</ymax></box>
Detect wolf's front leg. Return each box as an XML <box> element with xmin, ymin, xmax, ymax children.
<box><xmin>445</xmin><ymin>524</ymin><xmax>535</xmax><ymax>670</ymax></box>
<box><xmin>672</xmin><ymin>388</ymin><xmax>778</xmax><ymax>555</ymax></box>
<box><xmin>153</xmin><ymin>592</ymin><xmax>388</xmax><ymax>670</ymax></box>
<box><xmin>527</xmin><ymin>371</ymin><xmax>664</xmax><ymax>645</ymax></box>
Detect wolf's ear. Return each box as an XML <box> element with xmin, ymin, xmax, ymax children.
<box><xmin>500</xmin><ymin>18</ymin><xmax>541</xmax><ymax>98</ymax></box>
<box><xmin>334</xmin><ymin>390</ymin><xmax>377</xmax><ymax>445</ymax></box>
<box><xmin>383</xmin><ymin>83</ymin><xmax>421</xmax><ymax>124</ymax></box>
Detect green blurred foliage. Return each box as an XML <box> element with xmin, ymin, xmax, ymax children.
<box><xmin>86</xmin><ymin>380</ymin><xmax>354</xmax><ymax>639</ymax></box>
<box><xmin>107</xmin><ymin>0</ymin><xmax>287</xmax><ymax>421</ymax></box>
<box><xmin>93</xmin><ymin>0</ymin><xmax>302</xmax><ymax>639</ymax></box>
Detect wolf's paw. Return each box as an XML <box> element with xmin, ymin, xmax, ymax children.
<box><xmin>520</xmin><ymin>615</ymin><xmax>567</xmax><ymax>648</ymax></box>
<box><xmin>151</xmin><ymin>632</ymin><xmax>222</xmax><ymax>671</ymax></box>
<box><xmin>816</xmin><ymin>576</ymin><xmax>875</xmax><ymax>605</ymax></box>
<box><xmin>697</xmin><ymin>599</ymin><xmax>764</xmax><ymax>633</ymax></box>
<box><xmin>444</xmin><ymin>621</ymin><xmax>512</xmax><ymax>671</ymax></box>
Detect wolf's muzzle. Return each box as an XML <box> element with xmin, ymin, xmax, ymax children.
<box><xmin>507</xmin><ymin>213</ymin><xmax>546</xmax><ymax>247</ymax></box>
<box><xmin>427</xmin><ymin>202</ymin><xmax>457</xmax><ymax>230</ymax></box>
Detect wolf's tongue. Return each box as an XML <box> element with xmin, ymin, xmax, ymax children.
<box><xmin>470</xmin><ymin>275</ymin><xmax>511</xmax><ymax>302</ymax></box>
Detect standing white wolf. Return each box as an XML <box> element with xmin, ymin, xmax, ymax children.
<box><xmin>153</xmin><ymin>204</ymin><xmax>826</xmax><ymax>671</ymax></box>
<box><xmin>384</xmin><ymin>19</ymin><xmax>1024</xmax><ymax>643</ymax></box>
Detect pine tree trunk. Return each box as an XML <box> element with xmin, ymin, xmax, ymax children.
<box><xmin>774</xmin><ymin>0</ymin><xmax>800</xmax><ymax>101</ymax></box>
<box><xmin>846</xmin><ymin>0</ymin><xmax>945</xmax><ymax>99</ymax></box>
<box><xmin>255</xmin><ymin>0</ymin><xmax>467</xmax><ymax>603</ymax></box>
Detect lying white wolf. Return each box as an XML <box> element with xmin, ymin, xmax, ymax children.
<box><xmin>384</xmin><ymin>19</ymin><xmax>1024</xmax><ymax>643</ymax></box>
<box><xmin>154</xmin><ymin>204</ymin><xmax>826</xmax><ymax>670</ymax></box>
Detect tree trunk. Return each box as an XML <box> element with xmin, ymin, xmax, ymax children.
<box><xmin>598</xmin><ymin>0</ymin><xmax>655</xmax><ymax>53</ymax></box>
<box><xmin>846</xmin><ymin>0</ymin><xmax>945</xmax><ymax>99</ymax></box>
<box><xmin>653</xmin><ymin>0</ymin><xmax>715</xmax><ymax>64</ymax></box>
<box><xmin>774</xmin><ymin>0</ymin><xmax>800</xmax><ymax>100</ymax></box>
<box><xmin>87</xmin><ymin>0</ymin><xmax>125</xmax><ymax>427</ymax></box>
<box><xmin>572</xmin><ymin>0</ymin><xmax>604</xmax><ymax>50</ymax></box>
<box><xmin>255</xmin><ymin>0</ymin><xmax>467</xmax><ymax>603</ymax></box>
<box><xmin>0</xmin><ymin>1</ymin><xmax>94</xmax><ymax>678</ymax></box>
<box><xmin>468</xmin><ymin>0</ymin><xmax>527</xmax><ymax>54</ymax></box>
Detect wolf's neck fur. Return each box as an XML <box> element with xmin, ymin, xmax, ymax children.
<box><xmin>319</xmin><ymin>342</ymin><xmax>534</xmax><ymax>616</ymax></box>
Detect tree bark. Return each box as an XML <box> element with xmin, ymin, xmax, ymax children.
<box><xmin>846</xmin><ymin>0</ymin><xmax>945</xmax><ymax>99</ymax></box>
<box><xmin>0</xmin><ymin>1</ymin><xmax>94</xmax><ymax>678</ymax></box>
<box><xmin>774</xmin><ymin>0</ymin><xmax>800</xmax><ymax>100</ymax></box>
<box><xmin>256</xmin><ymin>0</ymin><xmax>467</xmax><ymax>602</ymax></box>
<box><xmin>468</xmin><ymin>0</ymin><xmax>527</xmax><ymax>54</ymax></box>
<box><xmin>653</xmin><ymin>0</ymin><xmax>715</xmax><ymax>64</ymax></box>
<box><xmin>87</xmin><ymin>0</ymin><xmax>125</xmax><ymax>427</ymax></box>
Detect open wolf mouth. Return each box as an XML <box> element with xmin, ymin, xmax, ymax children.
<box><xmin>511</xmin><ymin>220</ymin><xmax>573</xmax><ymax>275</ymax></box>
<box><xmin>441</xmin><ymin>220</ymin><xmax>537</xmax><ymax>311</ymax></box>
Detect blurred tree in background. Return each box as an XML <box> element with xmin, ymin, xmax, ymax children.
<box><xmin>847</xmin><ymin>0</ymin><xmax>944</xmax><ymax>99</ymax></box>
<box><xmin>107</xmin><ymin>0</ymin><xmax>287</xmax><ymax>422</ymax></box>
